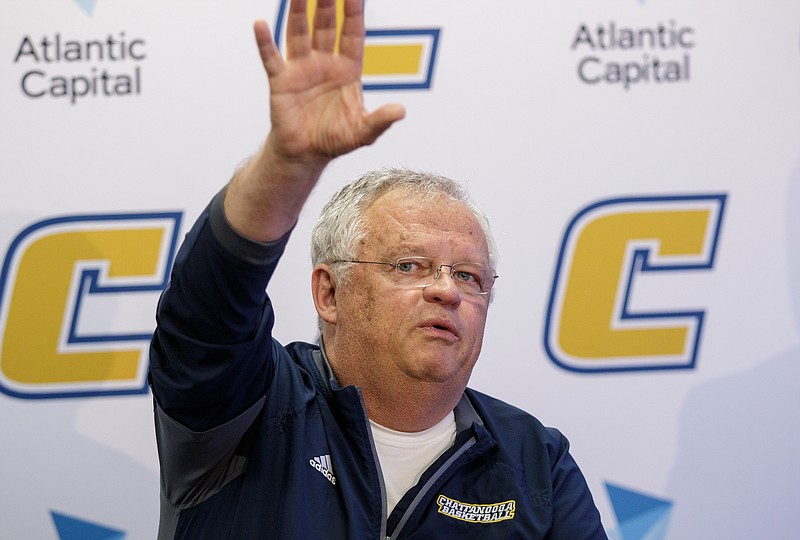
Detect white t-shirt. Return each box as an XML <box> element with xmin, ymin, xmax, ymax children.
<box><xmin>370</xmin><ymin>412</ymin><xmax>457</xmax><ymax>515</ymax></box>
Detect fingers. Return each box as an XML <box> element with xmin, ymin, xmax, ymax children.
<box><xmin>269</xmin><ymin>0</ymin><xmax>365</xmax><ymax>61</ymax></box>
<box><xmin>254</xmin><ymin>20</ymin><xmax>285</xmax><ymax>77</ymax></box>
<box><xmin>285</xmin><ymin>0</ymin><xmax>311</xmax><ymax>59</ymax></box>
<box><xmin>312</xmin><ymin>0</ymin><xmax>338</xmax><ymax>53</ymax></box>
<box><xmin>287</xmin><ymin>0</ymin><xmax>344</xmax><ymax>57</ymax></box>
<box><xmin>339</xmin><ymin>0</ymin><xmax>365</xmax><ymax>61</ymax></box>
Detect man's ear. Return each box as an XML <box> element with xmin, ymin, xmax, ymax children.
<box><xmin>311</xmin><ymin>264</ymin><xmax>337</xmax><ymax>324</ymax></box>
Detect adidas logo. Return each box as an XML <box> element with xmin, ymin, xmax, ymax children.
<box><xmin>309</xmin><ymin>454</ymin><xmax>337</xmax><ymax>485</ymax></box>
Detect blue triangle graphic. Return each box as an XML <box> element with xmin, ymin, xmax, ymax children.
<box><xmin>606</xmin><ymin>482</ymin><xmax>672</xmax><ymax>523</ymax></box>
<box><xmin>605</xmin><ymin>483</ymin><xmax>673</xmax><ymax>540</ymax></box>
<box><xmin>50</xmin><ymin>511</ymin><xmax>126</xmax><ymax>540</ymax></box>
<box><xmin>73</xmin><ymin>0</ymin><xmax>97</xmax><ymax>15</ymax></box>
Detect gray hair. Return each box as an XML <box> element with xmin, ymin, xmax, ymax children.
<box><xmin>311</xmin><ymin>167</ymin><xmax>497</xmax><ymax>284</ymax></box>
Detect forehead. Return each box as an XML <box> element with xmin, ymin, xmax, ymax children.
<box><xmin>360</xmin><ymin>189</ymin><xmax>489</xmax><ymax>259</ymax></box>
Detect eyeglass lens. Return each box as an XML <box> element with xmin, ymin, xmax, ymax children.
<box><xmin>394</xmin><ymin>257</ymin><xmax>490</xmax><ymax>295</ymax></box>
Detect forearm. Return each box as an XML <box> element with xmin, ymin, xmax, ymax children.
<box><xmin>223</xmin><ymin>134</ymin><xmax>329</xmax><ymax>243</ymax></box>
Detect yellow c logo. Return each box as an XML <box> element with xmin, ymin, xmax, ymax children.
<box><xmin>544</xmin><ymin>195</ymin><xmax>726</xmax><ymax>372</ymax></box>
<box><xmin>275</xmin><ymin>0</ymin><xmax>440</xmax><ymax>90</ymax></box>
<box><xmin>0</xmin><ymin>213</ymin><xmax>181</xmax><ymax>398</ymax></box>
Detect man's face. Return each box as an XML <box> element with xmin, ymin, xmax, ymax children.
<box><xmin>331</xmin><ymin>189</ymin><xmax>492</xmax><ymax>394</ymax></box>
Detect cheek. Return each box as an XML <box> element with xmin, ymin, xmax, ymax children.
<box><xmin>361</xmin><ymin>285</ymin><xmax>417</xmax><ymax>340</ymax></box>
<box><xmin>363</xmin><ymin>282</ymin><xmax>378</xmax><ymax>306</ymax></box>
<box><xmin>465</xmin><ymin>308</ymin><xmax>489</xmax><ymax>348</ymax></box>
<box><xmin>356</xmin><ymin>281</ymin><xmax>378</xmax><ymax>316</ymax></box>
<box><xmin>348</xmin><ymin>280</ymin><xmax>388</xmax><ymax>332</ymax></box>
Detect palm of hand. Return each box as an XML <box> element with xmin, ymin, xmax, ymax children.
<box><xmin>268</xmin><ymin>47</ymin><xmax>370</xmax><ymax>160</ymax></box>
<box><xmin>253</xmin><ymin>1</ymin><xmax>403</xmax><ymax>164</ymax></box>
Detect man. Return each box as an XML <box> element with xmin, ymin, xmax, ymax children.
<box><xmin>149</xmin><ymin>0</ymin><xmax>607</xmax><ymax>538</ymax></box>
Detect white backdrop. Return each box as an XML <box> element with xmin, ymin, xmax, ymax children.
<box><xmin>1</xmin><ymin>1</ymin><xmax>798</xmax><ymax>538</ymax></box>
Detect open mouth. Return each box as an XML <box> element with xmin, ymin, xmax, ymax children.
<box><xmin>421</xmin><ymin>319</ymin><xmax>458</xmax><ymax>340</ymax></box>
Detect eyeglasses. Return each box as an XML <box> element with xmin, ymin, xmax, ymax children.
<box><xmin>333</xmin><ymin>256</ymin><xmax>498</xmax><ymax>296</ymax></box>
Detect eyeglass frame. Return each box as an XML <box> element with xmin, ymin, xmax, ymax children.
<box><xmin>332</xmin><ymin>256</ymin><xmax>498</xmax><ymax>296</ymax></box>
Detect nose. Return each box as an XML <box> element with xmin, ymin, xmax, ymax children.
<box><xmin>424</xmin><ymin>265</ymin><xmax>461</xmax><ymax>305</ymax></box>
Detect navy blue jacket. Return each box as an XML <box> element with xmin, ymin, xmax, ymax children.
<box><xmin>149</xmin><ymin>193</ymin><xmax>607</xmax><ymax>539</ymax></box>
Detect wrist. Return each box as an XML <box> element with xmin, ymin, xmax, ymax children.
<box><xmin>222</xmin><ymin>138</ymin><xmax>327</xmax><ymax>243</ymax></box>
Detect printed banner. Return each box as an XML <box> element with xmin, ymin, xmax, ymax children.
<box><xmin>1</xmin><ymin>1</ymin><xmax>798</xmax><ymax>538</ymax></box>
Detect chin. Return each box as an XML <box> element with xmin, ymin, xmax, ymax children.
<box><xmin>411</xmin><ymin>358</ymin><xmax>471</xmax><ymax>386</ymax></box>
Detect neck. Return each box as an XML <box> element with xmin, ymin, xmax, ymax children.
<box><xmin>323</xmin><ymin>339</ymin><xmax>465</xmax><ymax>432</ymax></box>
<box><xmin>360</xmin><ymin>380</ymin><xmax>463</xmax><ymax>432</ymax></box>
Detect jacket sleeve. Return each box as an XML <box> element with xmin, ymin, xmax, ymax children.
<box><xmin>148</xmin><ymin>188</ymin><xmax>292</xmax><ymax>433</ymax></box>
<box><xmin>547</xmin><ymin>429</ymin><xmax>608</xmax><ymax>540</ymax></box>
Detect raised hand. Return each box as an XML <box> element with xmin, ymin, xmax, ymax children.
<box><xmin>255</xmin><ymin>0</ymin><xmax>405</xmax><ymax>164</ymax></box>
<box><xmin>225</xmin><ymin>0</ymin><xmax>405</xmax><ymax>242</ymax></box>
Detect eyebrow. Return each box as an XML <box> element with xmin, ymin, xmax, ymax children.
<box><xmin>364</xmin><ymin>239</ymin><xmax>488</xmax><ymax>264</ymax></box>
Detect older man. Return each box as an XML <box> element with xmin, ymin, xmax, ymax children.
<box><xmin>149</xmin><ymin>0</ymin><xmax>607</xmax><ymax>538</ymax></box>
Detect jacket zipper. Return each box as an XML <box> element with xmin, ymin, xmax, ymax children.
<box><xmin>387</xmin><ymin>435</ymin><xmax>477</xmax><ymax>540</ymax></box>
<box><xmin>355</xmin><ymin>387</ymin><xmax>389</xmax><ymax>540</ymax></box>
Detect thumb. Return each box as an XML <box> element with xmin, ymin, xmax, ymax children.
<box><xmin>361</xmin><ymin>104</ymin><xmax>406</xmax><ymax>144</ymax></box>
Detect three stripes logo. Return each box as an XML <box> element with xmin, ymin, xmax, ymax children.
<box><xmin>309</xmin><ymin>454</ymin><xmax>337</xmax><ymax>485</ymax></box>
